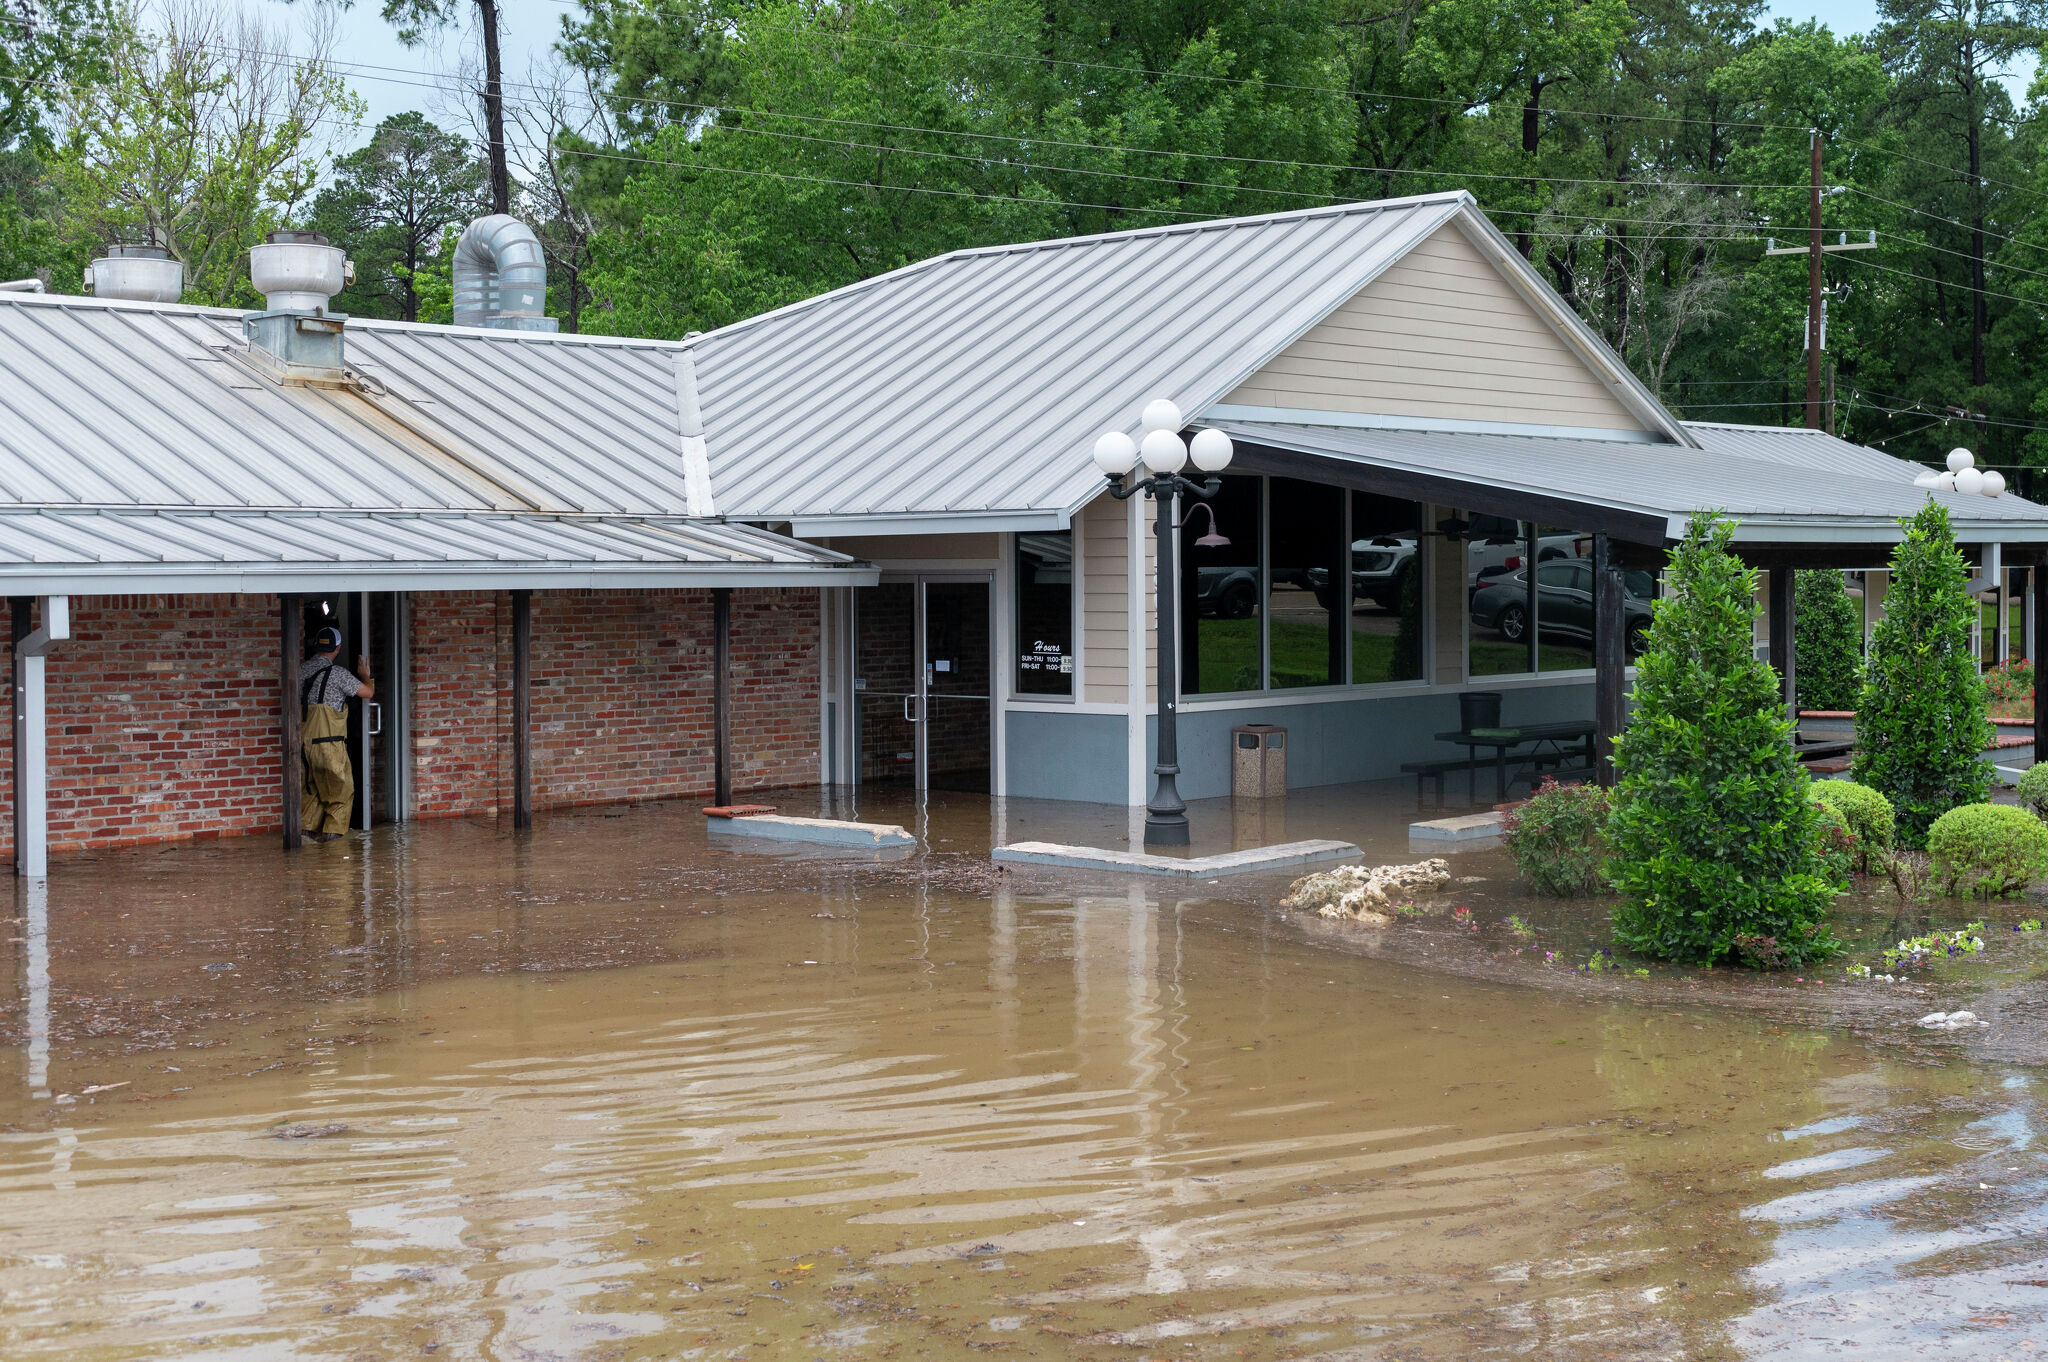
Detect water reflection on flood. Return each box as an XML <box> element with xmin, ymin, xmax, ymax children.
<box><xmin>0</xmin><ymin>806</ymin><xmax>2043</xmax><ymax>1358</ymax></box>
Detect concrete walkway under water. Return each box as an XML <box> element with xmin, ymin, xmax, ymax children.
<box><xmin>0</xmin><ymin>794</ymin><xmax>2045</xmax><ymax>1358</ymax></box>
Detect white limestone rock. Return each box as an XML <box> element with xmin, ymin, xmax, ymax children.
<box><xmin>1917</xmin><ymin>1010</ymin><xmax>1987</xmax><ymax>1030</ymax></box>
<box><xmin>1283</xmin><ymin>858</ymin><xmax>1451</xmax><ymax>924</ymax></box>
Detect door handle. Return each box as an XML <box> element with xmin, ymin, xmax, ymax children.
<box><xmin>902</xmin><ymin>694</ymin><xmax>921</xmax><ymax>723</ymax></box>
<box><xmin>366</xmin><ymin>701</ymin><xmax>383</xmax><ymax>736</ymax></box>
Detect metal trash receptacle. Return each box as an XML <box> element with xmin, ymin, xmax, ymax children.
<box><xmin>1232</xmin><ymin>724</ymin><xmax>1286</xmax><ymax>798</ymax></box>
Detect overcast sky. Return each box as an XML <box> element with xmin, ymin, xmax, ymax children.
<box><xmin>278</xmin><ymin>0</ymin><xmax>2030</xmax><ymax>148</ymax></box>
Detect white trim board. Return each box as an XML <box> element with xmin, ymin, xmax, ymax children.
<box><xmin>1202</xmin><ymin>404</ymin><xmax>1664</xmax><ymax>444</ymax></box>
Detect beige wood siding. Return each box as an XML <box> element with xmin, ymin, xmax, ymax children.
<box><xmin>1081</xmin><ymin>494</ymin><xmax>1129</xmax><ymax>703</ymax></box>
<box><xmin>1222</xmin><ymin>225</ymin><xmax>1647</xmax><ymax>433</ymax></box>
<box><xmin>1427</xmin><ymin>507</ymin><xmax>1464</xmax><ymax>684</ymax></box>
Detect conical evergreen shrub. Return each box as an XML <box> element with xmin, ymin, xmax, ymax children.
<box><xmin>1794</xmin><ymin>569</ymin><xmax>1863</xmax><ymax>711</ymax></box>
<box><xmin>1852</xmin><ymin>501</ymin><xmax>1991</xmax><ymax>846</ymax></box>
<box><xmin>1607</xmin><ymin>513</ymin><xmax>1842</xmax><ymax>968</ymax></box>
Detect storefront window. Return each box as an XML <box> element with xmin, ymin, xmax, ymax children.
<box><xmin>1267</xmin><ymin>478</ymin><xmax>1343</xmax><ymax>688</ymax></box>
<box><xmin>1350</xmin><ymin>491</ymin><xmax>1424</xmax><ymax>685</ymax></box>
<box><xmin>1467</xmin><ymin>521</ymin><xmax>1612</xmax><ymax>674</ymax></box>
<box><xmin>1181</xmin><ymin>475</ymin><xmax>1263</xmax><ymax>694</ymax></box>
<box><xmin>1014</xmin><ymin>531</ymin><xmax>1073</xmax><ymax>696</ymax></box>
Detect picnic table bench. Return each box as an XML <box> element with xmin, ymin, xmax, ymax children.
<box><xmin>1402</xmin><ymin>721</ymin><xmax>1598</xmax><ymax>805</ymax></box>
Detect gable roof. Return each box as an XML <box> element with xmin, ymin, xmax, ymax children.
<box><xmin>694</xmin><ymin>191</ymin><xmax>1691</xmax><ymax>532</ymax></box>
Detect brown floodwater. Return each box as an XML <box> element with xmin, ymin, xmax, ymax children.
<box><xmin>2</xmin><ymin>792</ymin><xmax>2046</xmax><ymax>1359</ymax></box>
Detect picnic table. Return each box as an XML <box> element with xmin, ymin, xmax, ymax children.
<box><xmin>1427</xmin><ymin>721</ymin><xmax>1598</xmax><ymax>803</ymax></box>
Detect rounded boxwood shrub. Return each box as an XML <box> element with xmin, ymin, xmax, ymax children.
<box><xmin>1607</xmin><ymin>513</ymin><xmax>1843</xmax><ymax>969</ymax></box>
<box><xmin>2017</xmin><ymin>762</ymin><xmax>2048</xmax><ymax>819</ymax></box>
<box><xmin>1811</xmin><ymin>780</ymin><xmax>1895</xmax><ymax>874</ymax></box>
<box><xmin>1927</xmin><ymin>804</ymin><xmax>2048</xmax><ymax>899</ymax></box>
<box><xmin>1502</xmin><ymin>777</ymin><xmax>1610</xmax><ymax>896</ymax></box>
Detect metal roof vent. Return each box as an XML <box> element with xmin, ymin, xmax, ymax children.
<box><xmin>84</xmin><ymin>243</ymin><xmax>183</xmax><ymax>303</ymax></box>
<box><xmin>453</xmin><ymin>215</ymin><xmax>558</xmax><ymax>332</ymax></box>
<box><xmin>242</xmin><ymin>231</ymin><xmax>355</xmax><ymax>387</ymax></box>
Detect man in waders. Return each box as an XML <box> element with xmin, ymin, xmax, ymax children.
<box><xmin>300</xmin><ymin>626</ymin><xmax>375</xmax><ymax>843</ymax></box>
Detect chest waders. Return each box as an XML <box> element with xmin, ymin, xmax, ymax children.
<box><xmin>300</xmin><ymin>662</ymin><xmax>355</xmax><ymax>837</ymax></box>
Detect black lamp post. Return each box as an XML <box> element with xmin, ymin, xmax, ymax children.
<box><xmin>1093</xmin><ymin>400</ymin><xmax>1235</xmax><ymax>847</ymax></box>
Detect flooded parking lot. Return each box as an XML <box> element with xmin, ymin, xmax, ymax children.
<box><xmin>3</xmin><ymin>795</ymin><xmax>2046</xmax><ymax>1359</ymax></box>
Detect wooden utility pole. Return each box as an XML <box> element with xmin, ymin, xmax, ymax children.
<box><xmin>1807</xmin><ymin>130</ymin><xmax>1824</xmax><ymax>430</ymax></box>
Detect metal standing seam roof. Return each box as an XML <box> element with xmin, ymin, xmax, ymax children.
<box><xmin>1218</xmin><ymin>420</ymin><xmax>2048</xmax><ymax>544</ymax></box>
<box><xmin>0</xmin><ymin>290</ymin><xmax>871</xmax><ymax>589</ymax></box>
<box><xmin>692</xmin><ymin>190</ymin><xmax>1686</xmax><ymax>530</ymax></box>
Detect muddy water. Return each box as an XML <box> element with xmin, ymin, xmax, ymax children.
<box><xmin>1</xmin><ymin>802</ymin><xmax>2045</xmax><ymax>1359</ymax></box>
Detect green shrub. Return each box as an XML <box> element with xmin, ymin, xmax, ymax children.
<box><xmin>1811</xmin><ymin>798</ymin><xmax>1857</xmax><ymax>884</ymax></box>
<box><xmin>1853</xmin><ymin>501</ymin><xmax>1992</xmax><ymax>845</ymax></box>
<box><xmin>1607</xmin><ymin>513</ymin><xmax>1844</xmax><ymax>969</ymax></box>
<box><xmin>1794</xmin><ymin>569</ymin><xmax>1864</xmax><ymax>711</ymax></box>
<box><xmin>1811</xmin><ymin>780</ymin><xmax>1895</xmax><ymax>873</ymax></box>
<box><xmin>1502</xmin><ymin>777</ymin><xmax>1610</xmax><ymax>896</ymax></box>
<box><xmin>2016</xmin><ymin>762</ymin><xmax>2048</xmax><ymax>819</ymax></box>
<box><xmin>1927</xmin><ymin>804</ymin><xmax>2048</xmax><ymax>899</ymax></box>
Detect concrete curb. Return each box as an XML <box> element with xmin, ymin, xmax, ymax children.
<box><xmin>706</xmin><ymin>814</ymin><xmax>916</xmax><ymax>849</ymax></box>
<box><xmin>1408</xmin><ymin>812</ymin><xmax>1505</xmax><ymax>844</ymax></box>
<box><xmin>991</xmin><ymin>839</ymin><xmax>1359</xmax><ymax>879</ymax></box>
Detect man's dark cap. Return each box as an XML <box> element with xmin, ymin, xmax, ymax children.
<box><xmin>315</xmin><ymin>626</ymin><xmax>342</xmax><ymax>649</ymax></box>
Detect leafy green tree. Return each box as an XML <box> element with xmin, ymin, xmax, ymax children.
<box><xmin>1607</xmin><ymin>513</ymin><xmax>1843</xmax><ymax>969</ymax></box>
<box><xmin>308</xmin><ymin>113</ymin><xmax>486</xmax><ymax>321</ymax></box>
<box><xmin>49</xmin><ymin>0</ymin><xmax>362</xmax><ymax>305</ymax></box>
<box><xmin>1794</xmin><ymin>568</ymin><xmax>1865</xmax><ymax>710</ymax></box>
<box><xmin>1853</xmin><ymin>499</ymin><xmax>1993</xmax><ymax>843</ymax></box>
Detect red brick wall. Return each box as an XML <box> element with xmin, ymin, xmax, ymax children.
<box><xmin>409</xmin><ymin>587</ymin><xmax>822</xmax><ymax>819</ymax></box>
<box><xmin>0</xmin><ymin>594</ymin><xmax>282</xmax><ymax>859</ymax></box>
<box><xmin>0</xmin><ymin>587</ymin><xmax>822</xmax><ymax>861</ymax></box>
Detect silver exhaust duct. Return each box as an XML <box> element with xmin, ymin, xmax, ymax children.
<box><xmin>84</xmin><ymin>244</ymin><xmax>183</xmax><ymax>303</ymax></box>
<box><xmin>452</xmin><ymin>215</ymin><xmax>558</xmax><ymax>332</ymax></box>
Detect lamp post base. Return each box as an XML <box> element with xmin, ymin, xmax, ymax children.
<box><xmin>1142</xmin><ymin>811</ymin><xmax>1191</xmax><ymax>847</ymax></box>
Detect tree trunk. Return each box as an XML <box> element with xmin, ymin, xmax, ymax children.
<box><xmin>1517</xmin><ymin>72</ymin><xmax>1541</xmax><ymax>259</ymax></box>
<box><xmin>479</xmin><ymin>0</ymin><xmax>510</xmax><ymax>216</ymax></box>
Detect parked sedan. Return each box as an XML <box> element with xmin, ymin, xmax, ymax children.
<box><xmin>1469</xmin><ymin>559</ymin><xmax>1656</xmax><ymax>656</ymax></box>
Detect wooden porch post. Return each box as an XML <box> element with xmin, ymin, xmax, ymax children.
<box><xmin>713</xmin><ymin>587</ymin><xmax>732</xmax><ymax>807</ymax></box>
<box><xmin>512</xmin><ymin>589</ymin><xmax>531</xmax><ymax>830</ymax></box>
<box><xmin>1768</xmin><ymin>569</ymin><xmax>1797</xmax><ymax>728</ymax></box>
<box><xmin>1591</xmin><ymin>535</ymin><xmax>1626</xmax><ymax>787</ymax></box>
<box><xmin>279</xmin><ymin>595</ymin><xmax>302</xmax><ymax>851</ymax></box>
<box><xmin>11</xmin><ymin>596</ymin><xmax>31</xmax><ymax>871</ymax></box>
<box><xmin>2033</xmin><ymin>568</ymin><xmax>2048</xmax><ymax>742</ymax></box>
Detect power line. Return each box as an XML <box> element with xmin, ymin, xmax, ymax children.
<box><xmin>1839</xmin><ymin>252</ymin><xmax>2048</xmax><ymax>312</ymax></box>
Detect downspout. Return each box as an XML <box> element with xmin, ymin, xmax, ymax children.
<box><xmin>0</xmin><ymin>279</ymin><xmax>45</xmax><ymax>293</ymax></box>
<box><xmin>451</xmin><ymin>214</ymin><xmax>559</xmax><ymax>332</ymax></box>
<box><xmin>14</xmin><ymin>596</ymin><xmax>68</xmax><ymax>878</ymax></box>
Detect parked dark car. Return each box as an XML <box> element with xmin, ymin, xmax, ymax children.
<box><xmin>1469</xmin><ymin>560</ymin><xmax>1656</xmax><ymax>656</ymax></box>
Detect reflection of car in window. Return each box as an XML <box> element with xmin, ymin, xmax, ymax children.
<box><xmin>1306</xmin><ymin>536</ymin><xmax>1417</xmax><ymax>613</ymax></box>
<box><xmin>1469</xmin><ymin>562</ymin><xmax>1656</xmax><ymax>656</ymax></box>
<box><xmin>1196</xmin><ymin>565</ymin><xmax>1259</xmax><ymax>618</ymax></box>
<box><xmin>1465</xmin><ymin>515</ymin><xmax>1585</xmax><ymax>591</ymax></box>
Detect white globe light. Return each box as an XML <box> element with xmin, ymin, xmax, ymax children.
<box><xmin>1913</xmin><ymin>471</ymin><xmax>1942</xmax><ymax>488</ymax></box>
<box><xmin>1092</xmin><ymin>430</ymin><xmax>1138</xmax><ymax>476</ymax></box>
<box><xmin>1954</xmin><ymin>466</ymin><xmax>1985</xmax><ymax>496</ymax></box>
<box><xmin>1947</xmin><ymin>447</ymin><xmax>1975</xmax><ymax>472</ymax></box>
<box><xmin>1936</xmin><ymin>471</ymin><xmax>1958</xmax><ymax>491</ymax></box>
<box><xmin>1189</xmin><ymin>427</ymin><xmax>1234</xmax><ymax>472</ymax></box>
<box><xmin>1140</xmin><ymin>427</ymin><xmax>1187</xmax><ymax>475</ymax></box>
<box><xmin>1141</xmin><ymin>398</ymin><xmax>1183</xmax><ymax>434</ymax></box>
<box><xmin>1982</xmin><ymin>469</ymin><xmax>2007</xmax><ymax>497</ymax></box>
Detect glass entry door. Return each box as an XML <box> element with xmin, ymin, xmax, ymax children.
<box><xmin>853</xmin><ymin>578</ymin><xmax>991</xmax><ymax>792</ymax></box>
<box><xmin>300</xmin><ymin>592</ymin><xmax>406</xmax><ymax>829</ymax></box>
